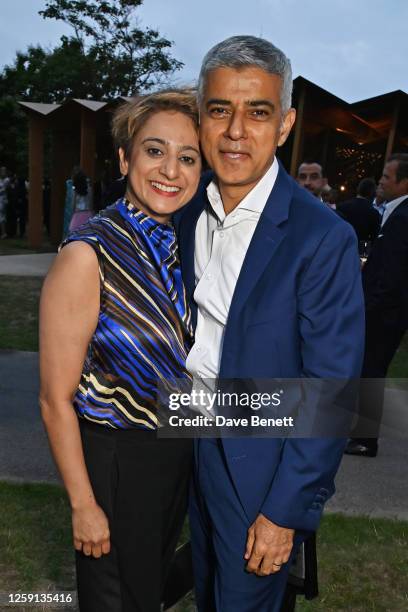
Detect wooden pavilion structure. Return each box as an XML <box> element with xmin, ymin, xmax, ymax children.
<box><xmin>19</xmin><ymin>98</ymin><xmax>122</xmax><ymax>247</ymax></box>
<box><xmin>20</xmin><ymin>80</ymin><xmax>408</xmax><ymax>247</ymax></box>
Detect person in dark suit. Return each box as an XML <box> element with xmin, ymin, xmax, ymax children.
<box><xmin>337</xmin><ymin>178</ymin><xmax>381</xmax><ymax>242</ymax></box>
<box><xmin>175</xmin><ymin>35</ymin><xmax>365</xmax><ymax>611</ymax></box>
<box><xmin>346</xmin><ymin>153</ymin><xmax>408</xmax><ymax>457</ymax></box>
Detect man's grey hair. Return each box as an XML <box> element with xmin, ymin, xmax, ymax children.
<box><xmin>197</xmin><ymin>35</ymin><xmax>293</xmax><ymax>114</ymax></box>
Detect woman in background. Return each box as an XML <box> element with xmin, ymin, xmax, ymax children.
<box><xmin>69</xmin><ymin>167</ymin><xmax>93</xmax><ymax>231</ymax></box>
<box><xmin>39</xmin><ymin>89</ymin><xmax>201</xmax><ymax>612</ymax></box>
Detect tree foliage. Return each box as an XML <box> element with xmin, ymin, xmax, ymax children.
<box><xmin>0</xmin><ymin>0</ymin><xmax>183</xmax><ymax>103</ymax></box>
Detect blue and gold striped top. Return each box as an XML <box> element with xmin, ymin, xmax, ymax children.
<box><xmin>62</xmin><ymin>198</ymin><xmax>193</xmax><ymax>430</ymax></box>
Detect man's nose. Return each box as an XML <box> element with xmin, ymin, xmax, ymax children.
<box><xmin>224</xmin><ymin>111</ymin><xmax>247</xmax><ymax>140</ymax></box>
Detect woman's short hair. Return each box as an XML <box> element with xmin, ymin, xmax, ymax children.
<box><xmin>112</xmin><ymin>88</ymin><xmax>199</xmax><ymax>159</ymax></box>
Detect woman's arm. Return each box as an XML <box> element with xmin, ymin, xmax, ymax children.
<box><xmin>39</xmin><ymin>241</ymin><xmax>110</xmax><ymax>558</ymax></box>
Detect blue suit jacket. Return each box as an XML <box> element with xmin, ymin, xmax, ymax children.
<box><xmin>175</xmin><ymin>162</ymin><xmax>365</xmax><ymax>532</ymax></box>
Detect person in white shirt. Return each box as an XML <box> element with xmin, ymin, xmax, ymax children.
<box><xmin>175</xmin><ymin>35</ymin><xmax>364</xmax><ymax>611</ymax></box>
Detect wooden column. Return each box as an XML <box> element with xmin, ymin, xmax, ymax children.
<box><xmin>80</xmin><ymin>108</ymin><xmax>96</xmax><ymax>182</ymax></box>
<box><xmin>384</xmin><ymin>98</ymin><xmax>400</xmax><ymax>161</ymax></box>
<box><xmin>28</xmin><ymin>114</ymin><xmax>45</xmax><ymax>248</ymax></box>
<box><xmin>290</xmin><ymin>83</ymin><xmax>306</xmax><ymax>177</ymax></box>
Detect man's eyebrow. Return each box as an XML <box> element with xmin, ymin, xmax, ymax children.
<box><xmin>141</xmin><ymin>137</ymin><xmax>199</xmax><ymax>154</ymax></box>
<box><xmin>205</xmin><ymin>99</ymin><xmax>276</xmax><ymax>110</ymax></box>
<box><xmin>247</xmin><ymin>99</ymin><xmax>276</xmax><ymax>110</ymax></box>
<box><xmin>206</xmin><ymin>98</ymin><xmax>231</xmax><ymax>107</ymax></box>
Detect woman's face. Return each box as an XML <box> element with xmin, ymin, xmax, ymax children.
<box><xmin>119</xmin><ymin>110</ymin><xmax>201</xmax><ymax>223</ymax></box>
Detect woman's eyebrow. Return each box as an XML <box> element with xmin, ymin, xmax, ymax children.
<box><xmin>141</xmin><ymin>137</ymin><xmax>199</xmax><ymax>155</ymax></box>
<box><xmin>141</xmin><ymin>137</ymin><xmax>167</xmax><ymax>145</ymax></box>
<box><xmin>179</xmin><ymin>145</ymin><xmax>200</xmax><ymax>154</ymax></box>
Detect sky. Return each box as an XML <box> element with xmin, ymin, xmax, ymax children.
<box><xmin>0</xmin><ymin>0</ymin><xmax>407</xmax><ymax>103</ymax></box>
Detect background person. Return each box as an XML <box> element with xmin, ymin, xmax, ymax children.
<box><xmin>296</xmin><ymin>161</ymin><xmax>328</xmax><ymax>200</ymax></box>
<box><xmin>337</xmin><ymin>177</ymin><xmax>381</xmax><ymax>242</ymax></box>
<box><xmin>346</xmin><ymin>153</ymin><xmax>408</xmax><ymax>457</ymax></box>
<box><xmin>0</xmin><ymin>166</ymin><xmax>10</xmax><ymax>238</ymax></box>
<box><xmin>68</xmin><ymin>167</ymin><xmax>94</xmax><ymax>231</ymax></box>
<box><xmin>39</xmin><ymin>89</ymin><xmax>201</xmax><ymax>612</ymax></box>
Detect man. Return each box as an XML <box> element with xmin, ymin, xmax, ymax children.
<box><xmin>372</xmin><ymin>185</ymin><xmax>387</xmax><ymax>218</ymax></box>
<box><xmin>296</xmin><ymin>161</ymin><xmax>327</xmax><ymax>200</ymax></box>
<box><xmin>176</xmin><ymin>35</ymin><xmax>364</xmax><ymax>611</ymax></box>
<box><xmin>337</xmin><ymin>177</ymin><xmax>381</xmax><ymax>242</ymax></box>
<box><xmin>346</xmin><ymin>154</ymin><xmax>408</xmax><ymax>457</ymax></box>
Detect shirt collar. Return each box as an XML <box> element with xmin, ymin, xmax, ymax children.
<box><xmin>120</xmin><ymin>198</ymin><xmax>175</xmax><ymax>247</ymax></box>
<box><xmin>381</xmin><ymin>194</ymin><xmax>408</xmax><ymax>225</ymax></box>
<box><xmin>206</xmin><ymin>157</ymin><xmax>279</xmax><ymax>222</ymax></box>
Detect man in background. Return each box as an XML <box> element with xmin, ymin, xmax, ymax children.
<box><xmin>337</xmin><ymin>178</ymin><xmax>381</xmax><ymax>242</ymax></box>
<box><xmin>346</xmin><ymin>154</ymin><xmax>408</xmax><ymax>457</ymax></box>
<box><xmin>296</xmin><ymin>161</ymin><xmax>327</xmax><ymax>200</ymax></box>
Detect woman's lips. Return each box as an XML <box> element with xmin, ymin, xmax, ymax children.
<box><xmin>150</xmin><ymin>180</ymin><xmax>182</xmax><ymax>198</ymax></box>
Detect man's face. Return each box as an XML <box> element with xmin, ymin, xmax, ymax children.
<box><xmin>378</xmin><ymin>161</ymin><xmax>408</xmax><ymax>201</ymax></box>
<box><xmin>199</xmin><ymin>66</ymin><xmax>295</xmax><ymax>200</ymax></box>
<box><xmin>297</xmin><ymin>163</ymin><xmax>326</xmax><ymax>197</ymax></box>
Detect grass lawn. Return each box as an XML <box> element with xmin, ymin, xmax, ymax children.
<box><xmin>0</xmin><ymin>236</ymin><xmax>55</xmax><ymax>256</ymax></box>
<box><xmin>297</xmin><ymin>514</ymin><xmax>408</xmax><ymax>612</ymax></box>
<box><xmin>387</xmin><ymin>332</ymin><xmax>408</xmax><ymax>379</ymax></box>
<box><xmin>0</xmin><ymin>272</ymin><xmax>407</xmax><ymax>380</ymax></box>
<box><xmin>1</xmin><ymin>481</ymin><xmax>407</xmax><ymax>611</ymax></box>
<box><xmin>0</xmin><ymin>275</ymin><xmax>43</xmax><ymax>351</ymax></box>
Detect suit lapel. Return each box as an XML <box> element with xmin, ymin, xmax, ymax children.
<box><xmin>225</xmin><ymin>163</ymin><xmax>294</xmax><ymax>329</ymax></box>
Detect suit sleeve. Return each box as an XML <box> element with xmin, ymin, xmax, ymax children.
<box><xmin>260</xmin><ymin>221</ymin><xmax>365</xmax><ymax>532</ymax></box>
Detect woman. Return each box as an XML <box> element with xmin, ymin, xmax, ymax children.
<box><xmin>39</xmin><ymin>89</ymin><xmax>201</xmax><ymax>612</ymax></box>
<box><xmin>68</xmin><ymin>167</ymin><xmax>93</xmax><ymax>231</ymax></box>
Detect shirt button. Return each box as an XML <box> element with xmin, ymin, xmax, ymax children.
<box><xmin>205</xmin><ymin>273</ymin><xmax>212</xmax><ymax>280</ymax></box>
<box><xmin>219</xmin><ymin>231</ymin><xmax>225</xmax><ymax>238</ymax></box>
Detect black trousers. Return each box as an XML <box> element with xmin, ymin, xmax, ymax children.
<box><xmin>351</xmin><ymin>313</ymin><xmax>406</xmax><ymax>443</ymax></box>
<box><xmin>76</xmin><ymin>420</ymin><xmax>192</xmax><ymax>612</ymax></box>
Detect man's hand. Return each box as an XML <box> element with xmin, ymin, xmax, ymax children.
<box><xmin>72</xmin><ymin>501</ymin><xmax>111</xmax><ymax>559</ymax></box>
<box><xmin>244</xmin><ymin>514</ymin><xmax>294</xmax><ymax>576</ymax></box>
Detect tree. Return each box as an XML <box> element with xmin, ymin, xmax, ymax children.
<box><xmin>0</xmin><ymin>0</ymin><xmax>183</xmax><ymax>173</ymax></box>
<box><xmin>39</xmin><ymin>0</ymin><xmax>183</xmax><ymax>97</ymax></box>
<box><xmin>0</xmin><ymin>0</ymin><xmax>183</xmax><ymax>103</ymax></box>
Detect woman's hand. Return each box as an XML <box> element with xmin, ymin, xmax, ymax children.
<box><xmin>72</xmin><ymin>501</ymin><xmax>111</xmax><ymax>558</ymax></box>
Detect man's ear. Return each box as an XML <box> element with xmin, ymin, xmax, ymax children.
<box><xmin>278</xmin><ymin>108</ymin><xmax>296</xmax><ymax>147</ymax></box>
<box><xmin>118</xmin><ymin>148</ymin><xmax>129</xmax><ymax>176</ymax></box>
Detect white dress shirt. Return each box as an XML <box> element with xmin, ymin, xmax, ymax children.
<box><xmin>186</xmin><ymin>159</ymin><xmax>279</xmax><ymax>380</ymax></box>
<box><xmin>381</xmin><ymin>194</ymin><xmax>408</xmax><ymax>227</ymax></box>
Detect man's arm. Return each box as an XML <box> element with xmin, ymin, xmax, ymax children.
<box><xmin>260</xmin><ymin>221</ymin><xmax>365</xmax><ymax>532</ymax></box>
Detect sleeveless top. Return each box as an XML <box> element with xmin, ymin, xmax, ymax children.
<box><xmin>61</xmin><ymin>198</ymin><xmax>193</xmax><ymax>430</ymax></box>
